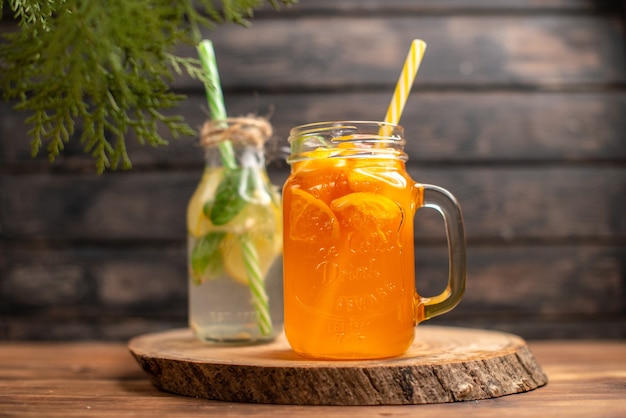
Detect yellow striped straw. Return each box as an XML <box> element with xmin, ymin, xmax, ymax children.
<box><xmin>383</xmin><ymin>39</ymin><xmax>427</xmax><ymax>126</ymax></box>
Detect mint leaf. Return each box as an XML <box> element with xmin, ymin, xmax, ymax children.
<box><xmin>209</xmin><ymin>167</ymin><xmax>254</xmax><ymax>225</ymax></box>
<box><xmin>191</xmin><ymin>231</ymin><xmax>226</xmax><ymax>284</ymax></box>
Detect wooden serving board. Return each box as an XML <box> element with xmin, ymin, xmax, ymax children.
<box><xmin>128</xmin><ymin>326</ymin><xmax>547</xmax><ymax>406</ymax></box>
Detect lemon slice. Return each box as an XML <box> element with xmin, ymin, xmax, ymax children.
<box><xmin>187</xmin><ymin>168</ymin><xmax>223</xmax><ymax>237</ymax></box>
<box><xmin>221</xmin><ymin>232</ymin><xmax>282</xmax><ymax>285</ymax></box>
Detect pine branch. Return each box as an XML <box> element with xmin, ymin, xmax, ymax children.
<box><xmin>0</xmin><ymin>0</ymin><xmax>297</xmax><ymax>173</ymax></box>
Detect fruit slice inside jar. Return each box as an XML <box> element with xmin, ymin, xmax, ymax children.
<box><xmin>330</xmin><ymin>192</ymin><xmax>403</xmax><ymax>247</ymax></box>
<box><xmin>187</xmin><ymin>169</ymin><xmax>222</xmax><ymax>237</ymax></box>
<box><xmin>288</xmin><ymin>188</ymin><xmax>340</xmax><ymax>245</ymax></box>
<box><xmin>220</xmin><ymin>231</ymin><xmax>281</xmax><ymax>285</ymax></box>
<box><xmin>290</xmin><ymin>150</ymin><xmax>351</xmax><ymax>205</ymax></box>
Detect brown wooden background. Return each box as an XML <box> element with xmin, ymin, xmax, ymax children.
<box><xmin>1</xmin><ymin>0</ymin><xmax>625</xmax><ymax>341</ymax></box>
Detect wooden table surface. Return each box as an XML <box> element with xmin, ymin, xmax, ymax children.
<box><xmin>1</xmin><ymin>337</ymin><xmax>625</xmax><ymax>417</ymax></box>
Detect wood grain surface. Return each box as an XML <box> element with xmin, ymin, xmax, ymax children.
<box><xmin>128</xmin><ymin>327</ymin><xmax>547</xmax><ymax>405</ymax></box>
<box><xmin>1</xmin><ymin>338</ymin><xmax>625</xmax><ymax>417</ymax></box>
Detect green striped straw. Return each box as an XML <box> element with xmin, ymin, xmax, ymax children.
<box><xmin>197</xmin><ymin>39</ymin><xmax>273</xmax><ymax>337</ymax></box>
<box><xmin>197</xmin><ymin>40</ymin><xmax>237</xmax><ymax>167</ymax></box>
<box><xmin>240</xmin><ymin>236</ymin><xmax>272</xmax><ymax>335</ymax></box>
<box><xmin>197</xmin><ymin>40</ymin><xmax>226</xmax><ymax>119</ymax></box>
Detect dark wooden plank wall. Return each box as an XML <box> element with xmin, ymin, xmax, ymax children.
<box><xmin>1</xmin><ymin>0</ymin><xmax>625</xmax><ymax>340</ymax></box>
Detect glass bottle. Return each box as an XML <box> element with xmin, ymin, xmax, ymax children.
<box><xmin>187</xmin><ymin>117</ymin><xmax>283</xmax><ymax>343</ymax></box>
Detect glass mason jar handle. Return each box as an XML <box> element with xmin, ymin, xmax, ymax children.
<box><xmin>416</xmin><ymin>184</ymin><xmax>467</xmax><ymax>322</ymax></box>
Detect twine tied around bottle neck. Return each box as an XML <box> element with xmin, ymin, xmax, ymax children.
<box><xmin>200</xmin><ymin>116</ymin><xmax>273</xmax><ymax>149</ymax></box>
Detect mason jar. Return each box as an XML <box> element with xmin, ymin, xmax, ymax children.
<box><xmin>282</xmin><ymin>121</ymin><xmax>466</xmax><ymax>359</ymax></box>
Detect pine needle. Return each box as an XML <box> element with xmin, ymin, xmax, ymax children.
<box><xmin>0</xmin><ymin>0</ymin><xmax>297</xmax><ymax>173</ymax></box>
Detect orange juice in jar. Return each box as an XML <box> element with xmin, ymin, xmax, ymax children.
<box><xmin>283</xmin><ymin>121</ymin><xmax>466</xmax><ymax>360</ymax></box>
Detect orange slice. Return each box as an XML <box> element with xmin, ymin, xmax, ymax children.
<box><xmin>347</xmin><ymin>162</ymin><xmax>408</xmax><ymax>194</ymax></box>
<box><xmin>330</xmin><ymin>192</ymin><xmax>402</xmax><ymax>245</ymax></box>
<box><xmin>291</xmin><ymin>157</ymin><xmax>351</xmax><ymax>205</ymax></box>
<box><xmin>288</xmin><ymin>188</ymin><xmax>339</xmax><ymax>244</ymax></box>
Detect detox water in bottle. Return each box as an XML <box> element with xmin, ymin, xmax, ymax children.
<box><xmin>187</xmin><ymin>117</ymin><xmax>283</xmax><ymax>343</ymax></box>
